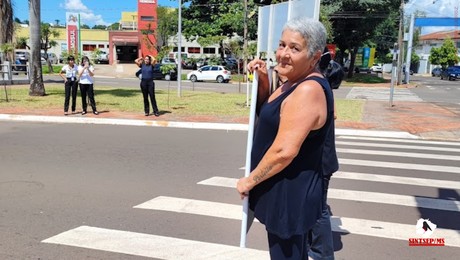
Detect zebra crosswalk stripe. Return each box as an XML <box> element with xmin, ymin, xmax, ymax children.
<box><xmin>337</xmin><ymin>135</ymin><xmax>460</xmax><ymax>147</ymax></box>
<box><xmin>133</xmin><ymin>196</ymin><xmax>460</xmax><ymax>247</ymax></box>
<box><xmin>336</xmin><ymin>140</ymin><xmax>460</xmax><ymax>152</ymax></box>
<box><xmin>42</xmin><ymin>225</ymin><xmax>269</xmax><ymax>259</ymax></box>
<box><xmin>336</xmin><ymin>147</ymin><xmax>460</xmax><ymax>161</ymax></box>
<box><xmin>333</xmin><ymin>171</ymin><xmax>460</xmax><ymax>190</ymax></box>
<box><xmin>339</xmin><ymin>158</ymin><xmax>460</xmax><ymax>174</ymax></box>
<box><xmin>197</xmin><ymin>177</ymin><xmax>460</xmax><ymax>212</ymax></box>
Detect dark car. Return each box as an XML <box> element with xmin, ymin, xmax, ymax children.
<box><xmin>223</xmin><ymin>57</ymin><xmax>238</xmax><ymax>70</ymax></box>
<box><xmin>440</xmin><ymin>66</ymin><xmax>460</xmax><ymax>80</ymax></box>
<box><xmin>182</xmin><ymin>59</ymin><xmax>197</xmax><ymax>70</ymax></box>
<box><xmin>152</xmin><ymin>63</ymin><xmax>177</xmax><ymax>81</ymax></box>
<box><xmin>431</xmin><ymin>67</ymin><xmax>442</xmax><ymax>77</ymax></box>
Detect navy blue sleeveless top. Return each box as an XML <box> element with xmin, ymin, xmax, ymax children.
<box><xmin>249</xmin><ymin>75</ymin><xmax>336</xmax><ymax>239</ymax></box>
<box><xmin>141</xmin><ymin>64</ymin><xmax>154</xmax><ymax>80</ymax></box>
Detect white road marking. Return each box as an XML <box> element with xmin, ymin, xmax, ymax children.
<box><xmin>346</xmin><ymin>87</ymin><xmax>423</xmax><ymax>102</ymax></box>
<box><xmin>337</xmin><ymin>136</ymin><xmax>460</xmax><ymax>147</ymax></box>
<box><xmin>42</xmin><ymin>226</ymin><xmax>269</xmax><ymax>259</ymax></box>
<box><xmin>336</xmin><ymin>147</ymin><xmax>460</xmax><ymax>161</ymax></box>
<box><xmin>197</xmin><ymin>177</ymin><xmax>460</xmax><ymax>212</ymax></box>
<box><xmin>333</xmin><ymin>171</ymin><xmax>460</xmax><ymax>190</ymax></box>
<box><xmin>336</xmin><ymin>141</ymin><xmax>460</xmax><ymax>153</ymax></box>
<box><xmin>133</xmin><ymin>196</ymin><xmax>460</xmax><ymax>247</ymax></box>
<box><xmin>328</xmin><ymin>189</ymin><xmax>460</xmax><ymax>212</ymax></box>
<box><xmin>339</xmin><ymin>158</ymin><xmax>460</xmax><ymax>174</ymax></box>
<box><xmin>135</xmin><ymin>196</ymin><xmax>244</xmax><ymax>220</ymax></box>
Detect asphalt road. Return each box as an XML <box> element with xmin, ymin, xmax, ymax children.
<box><xmin>1</xmin><ymin>121</ymin><xmax>459</xmax><ymax>259</ymax></box>
<box><xmin>43</xmin><ymin>74</ymin><xmax>251</xmax><ymax>94</ymax></box>
<box><xmin>410</xmin><ymin>74</ymin><xmax>460</xmax><ymax>109</ymax></box>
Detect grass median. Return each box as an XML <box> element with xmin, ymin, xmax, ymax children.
<box><xmin>0</xmin><ymin>84</ymin><xmax>364</xmax><ymax>122</ymax></box>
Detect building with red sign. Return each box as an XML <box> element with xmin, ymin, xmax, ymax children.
<box><xmin>108</xmin><ymin>0</ymin><xmax>157</xmax><ymax>64</ymax></box>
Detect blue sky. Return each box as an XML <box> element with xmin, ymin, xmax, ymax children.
<box><xmin>13</xmin><ymin>0</ymin><xmax>177</xmax><ymax>27</ymax></box>
<box><xmin>11</xmin><ymin>0</ymin><xmax>459</xmax><ymax>34</ymax></box>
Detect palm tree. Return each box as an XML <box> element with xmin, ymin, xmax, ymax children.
<box><xmin>0</xmin><ymin>0</ymin><xmax>14</xmax><ymax>45</ymax></box>
<box><xmin>29</xmin><ymin>0</ymin><xmax>45</xmax><ymax>96</ymax></box>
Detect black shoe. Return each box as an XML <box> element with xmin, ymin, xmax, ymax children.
<box><xmin>82</xmin><ymin>111</ymin><xmax>87</xmax><ymax>115</ymax></box>
<box><xmin>64</xmin><ymin>111</ymin><xmax>69</xmax><ymax>116</ymax></box>
<box><xmin>154</xmin><ymin>112</ymin><xmax>160</xmax><ymax>117</ymax></box>
<box><xmin>93</xmin><ymin>111</ymin><xmax>99</xmax><ymax>115</ymax></box>
<box><xmin>72</xmin><ymin>110</ymin><xmax>76</xmax><ymax>114</ymax></box>
<box><xmin>145</xmin><ymin>113</ymin><xmax>149</xmax><ymax>116</ymax></box>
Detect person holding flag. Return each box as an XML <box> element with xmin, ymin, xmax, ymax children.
<box><xmin>237</xmin><ymin>17</ymin><xmax>335</xmax><ymax>259</ymax></box>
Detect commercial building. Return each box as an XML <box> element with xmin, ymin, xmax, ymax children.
<box><xmin>14</xmin><ymin>0</ymin><xmax>221</xmax><ymax>65</ymax></box>
<box><xmin>416</xmin><ymin>30</ymin><xmax>460</xmax><ymax>74</ymax></box>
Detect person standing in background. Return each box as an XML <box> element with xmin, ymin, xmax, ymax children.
<box><xmin>134</xmin><ymin>55</ymin><xmax>160</xmax><ymax>116</ymax></box>
<box><xmin>307</xmin><ymin>48</ymin><xmax>344</xmax><ymax>260</ymax></box>
<box><xmin>59</xmin><ymin>55</ymin><xmax>78</xmax><ymax>115</ymax></box>
<box><xmin>78</xmin><ymin>56</ymin><xmax>99</xmax><ymax>115</ymax></box>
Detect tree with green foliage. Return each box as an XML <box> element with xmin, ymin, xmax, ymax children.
<box><xmin>92</xmin><ymin>24</ymin><xmax>107</xmax><ymax>30</ymax></box>
<box><xmin>15</xmin><ymin>36</ymin><xmax>29</xmax><ymax>49</ymax></box>
<box><xmin>1</xmin><ymin>0</ymin><xmax>14</xmax><ymax>47</ymax></box>
<box><xmin>107</xmin><ymin>22</ymin><xmax>120</xmax><ymax>30</ymax></box>
<box><xmin>0</xmin><ymin>42</ymin><xmax>13</xmax><ymax>64</ymax></box>
<box><xmin>322</xmin><ymin>0</ymin><xmax>406</xmax><ymax>78</ymax></box>
<box><xmin>156</xmin><ymin>6</ymin><xmax>178</xmax><ymax>56</ymax></box>
<box><xmin>182</xmin><ymin>0</ymin><xmax>258</xmax><ymax>58</ymax></box>
<box><xmin>371</xmin><ymin>11</ymin><xmax>399</xmax><ymax>63</ymax></box>
<box><xmin>80</xmin><ymin>24</ymin><xmax>90</xmax><ymax>29</ymax></box>
<box><xmin>429</xmin><ymin>38</ymin><xmax>458</xmax><ymax>68</ymax></box>
<box><xmin>41</xmin><ymin>22</ymin><xmax>60</xmax><ymax>72</ymax></box>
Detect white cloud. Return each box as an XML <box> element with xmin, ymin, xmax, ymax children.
<box><xmin>60</xmin><ymin>0</ymin><xmax>109</xmax><ymax>26</ymax></box>
<box><xmin>406</xmin><ymin>0</ymin><xmax>460</xmax><ymax>34</ymax></box>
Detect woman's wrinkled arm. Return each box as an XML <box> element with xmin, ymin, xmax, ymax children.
<box><xmin>237</xmin><ymin>81</ymin><xmax>327</xmax><ymax>199</ymax></box>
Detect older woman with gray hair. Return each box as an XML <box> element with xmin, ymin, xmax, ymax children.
<box><xmin>237</xmin><ymin>17</ymin><xmax>336</xmax><ymax>259</ymax></box>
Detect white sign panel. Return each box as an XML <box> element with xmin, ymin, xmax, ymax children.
<box><xmin>257</xmin><ymin>0</ymin><xmax>320</xmax><ymax>55</ymax></box>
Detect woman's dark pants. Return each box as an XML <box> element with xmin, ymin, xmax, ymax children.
<box><xmin>80</xmin><ymin>83</ymin><xmax>97</xmax><ymax>112</ymax></box>
<box><xmin>140</xmin><ymin>79</ymin><xmax>158</xmax><ymax>114</ymax></box>
<box><xmin>64</xmin><ymin>79</ymin><xmax>78</xmax><ymax>112</ymax></box>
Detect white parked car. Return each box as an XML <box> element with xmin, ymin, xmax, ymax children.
<box><xmin>96</xmin><ymin>50</ymin><xmax>109</xmax><ymax>64</ymax></box>
<box><xmin>370</xmin><ymin>63</ymin><xmax>383</xmax><ymax>73</ymax></box>
<box><xmin>187</xmin><ymin>65</ymin><xmax>231</xmax><ymax>83</ymax></box>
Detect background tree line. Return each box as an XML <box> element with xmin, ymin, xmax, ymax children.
<box><xmin>0</xmin><ymin>0</ymin><xmax>452</xmax><ymax>96</ymax></box>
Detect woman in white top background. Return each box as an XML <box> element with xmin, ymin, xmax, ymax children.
<box><xmin>78</xmin><ymin>56</ymin><xmax>99</xmax><ymax>115</ymax></box>
<box><xmin>59</xmin><ymin>55</ymin><xmax>79</xmax><ymax>115</ymax></box>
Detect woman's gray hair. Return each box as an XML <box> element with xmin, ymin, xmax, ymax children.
<box><xmin>282</xmin><ymin>17</ymin><xmax>327</xmax><ymax>58</ymax></box>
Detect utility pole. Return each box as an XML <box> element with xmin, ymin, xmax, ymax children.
<box><xmin>243</xmin><ymin>0</ymin><xmax>248</xmax><ymax>77</ymax></box>
<box><xmin>404</xmin><ymin>13</ymin><xmax>415</xmax><ymax>84</ymax></box>
<box><xmin>397</xmin><ymin>0</ymin><xmax>404</xmax><ymax>85</ymax></box>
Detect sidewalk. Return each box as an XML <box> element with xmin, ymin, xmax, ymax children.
<box><xmin>1</xmin><ymin>64</ymin><xmax>460</xmax><ymax>141</ymax></box>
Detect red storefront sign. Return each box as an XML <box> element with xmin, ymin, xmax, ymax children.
<box><xmin>66</xmin><ymin>13</ymin><xmax>79</xmax><ymax>54</ymax></box>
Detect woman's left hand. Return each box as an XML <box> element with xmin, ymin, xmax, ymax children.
<box><xmin>237</xmin><ymin>177</ymin><xmax>251</xmax><ymax>200</ymax></box>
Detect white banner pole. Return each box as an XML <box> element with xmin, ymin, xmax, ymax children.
<box><xmin>240</xmin><ymin>71</ymin><xmax>258</xmax><ymax>248</ymax></box>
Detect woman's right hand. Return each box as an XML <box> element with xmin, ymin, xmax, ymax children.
<box><xmin>247</xmin><ymin>59</ymin><xmax>268</xmax><ymax>76</ymax></box>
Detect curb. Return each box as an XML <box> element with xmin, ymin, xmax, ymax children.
<box><xmin>0</xmin><ymin>113</ymin><xmax>420</xmax><ymax>139</ymax></box>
